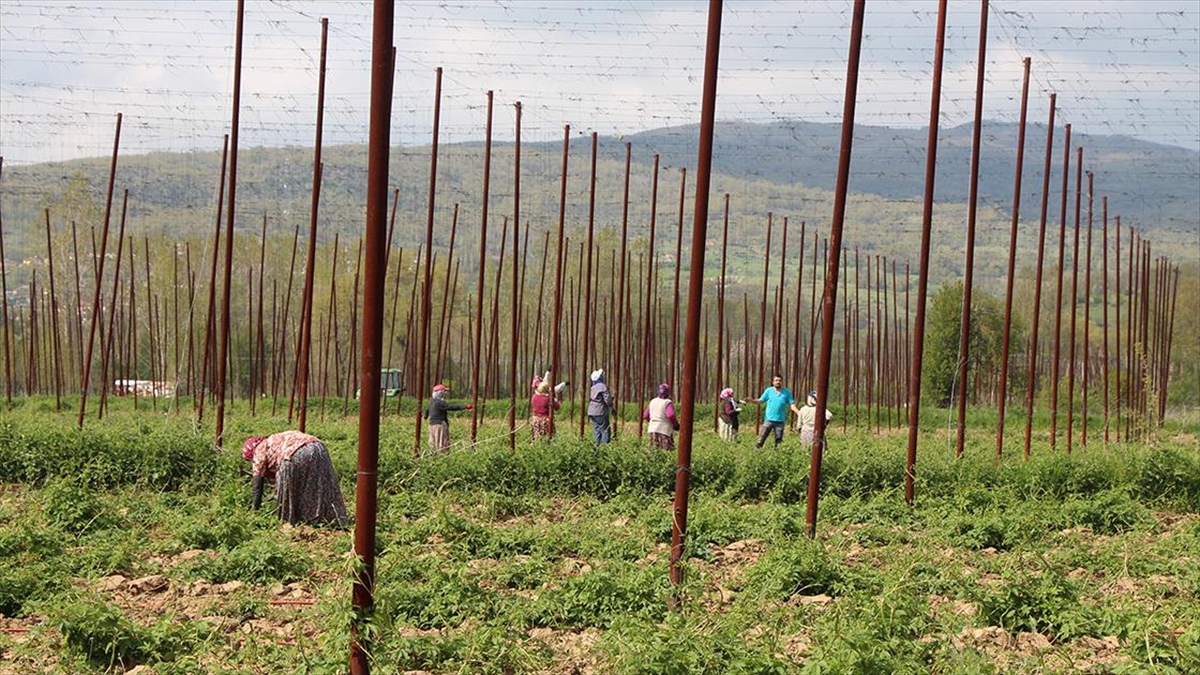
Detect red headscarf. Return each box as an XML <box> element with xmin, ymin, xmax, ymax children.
<box><xmin>242</xmin><ymin>436</ymin><xmax>266</xmax><ymax>461</ymax></box>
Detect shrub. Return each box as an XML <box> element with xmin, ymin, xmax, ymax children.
<box><xmin>978</xmin><ymin>566</ymin><xmax>1099</xmax><ymax>640</ymax></box>
<box><xmin>745</xmin><ymin>540</ymin><xmax>849</xmax><ymax>600</ymax></box>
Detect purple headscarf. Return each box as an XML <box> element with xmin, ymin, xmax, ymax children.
<box><xmin>657</xmin><ymin>383</ymin><xmax>670</xmax><ymax>398</ymax></box>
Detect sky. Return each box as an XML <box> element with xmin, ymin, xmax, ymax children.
<box><xmin>0</xmin><ymin>0</ymin><xmax>1198</xmax><ymax>166</ymax></box>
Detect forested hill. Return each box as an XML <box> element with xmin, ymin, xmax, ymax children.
<box><xmin>612</xmin><ymin>120</ymin><xmax>1199</xmax><ymax>236</ymax></box>
<box><xmin>1</xmin><ymin>120</ymin><xmax>1196</xmax><ymax>286</ymax></box>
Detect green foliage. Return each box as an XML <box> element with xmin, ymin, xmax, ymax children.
<box><xmin>0</xmin><ymin>413</ymin><xmax>218</xmax><ymax>490</ymax></box>
<box><xmin>1066</xmin><ymin>489</ymin><xmax>1152</xmax><ymax>534</ymax></box>
<box><xmin>527</xmin><ymin>563</ymin><xmax>668</xmax><ymax>629</ymax></box>
<box><xmin>52</xmin><ymin>595</ymin><xmax>207</xmax><ymax>668</ymax></box>
<box><xmin>978</xmin><ymin>566</ymin><xmax>1100</xmax><ymax>640</ymax></box>
<box><xmin>43</xmin><ymin>478</ymin><xmax>110</xmax><ymax>534</ymax></box>
<box><xmin>745</xmin><ymin>540</ymin><xmax>851</xmax><ymax>600</ymax></box>
<box><xmin>178</xmin><ymin>537</ymin><xmax>311</xmax><ymax>584</ymax></box>
<box><xmin>921</xmin><ymin>281</ymin><xmax>1014</xmax><ymax>408</ymax></box>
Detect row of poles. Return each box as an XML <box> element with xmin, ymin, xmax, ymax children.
<box><xmin>0</xmin><ymin>135</ymin><xmax>1180</xmax><ymax>454</ymax></box>
<box><xmin>0</xmin><ymin>2</ymin><xmax>1188</xmax><ymax>669</ymax></box>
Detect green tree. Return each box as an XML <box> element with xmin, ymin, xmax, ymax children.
<box><xmin>922</xmin><ymin>280</ymin><xmax>1009</xmax><ymax>407</ymax></box>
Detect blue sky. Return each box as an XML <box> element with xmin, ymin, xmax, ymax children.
<box><xmin>1</xmin><ymin>0</ymin><xmax>1197</xmax><ymax>164</ymax></box>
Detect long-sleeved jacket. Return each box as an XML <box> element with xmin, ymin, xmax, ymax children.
<box><xmin>424</xmin><ymin>397</ymin><xmax>466</xmax><ymax>424</ymax></box>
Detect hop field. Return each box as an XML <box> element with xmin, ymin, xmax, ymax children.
<box><xmin>1</xmin><ymin>399</ymin><xmax>1198</xmax><ymax>674</ymax></box>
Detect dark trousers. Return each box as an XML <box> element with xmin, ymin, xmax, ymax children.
<box><xmin>590</xmin><ymin>415</ymin><xmax>611</xmax><ymax>445</ymax></box>
<box><xmin>755</xmin><ymin>420</ymin><xmax>786</xmax><ymax>448</ymax></box>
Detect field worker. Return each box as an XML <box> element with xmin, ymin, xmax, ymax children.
<box><xmin>643</xmin><ymin>382</ymin><xmax>681</xmax><ymax>451</ymax></box>
<box><xmin>424</xmin><ymin>383</ymin><xmax>472</xmax><ymax>452</ymax></box>
<box><xmin>588</xmin><ymin>369</ymin><xmax>615</xmax><ymax>445</ymax></box>
<box><xmin>718</xmin><ymin>387</ymin><xmax>742</xmax><ymax>442</ymax></box>
<box><xmin>792</xmin><ymin>389</ymin><xmax>834</xmax><ymax>446</ymax></box>
<box><xmin>755</xmin><ymin>374</ymin><xmax>795</xmax><ymax>449</ymax></box>
<box><xmin>242</xmin><ymin>432</ymin><xmax>348</xmax><ymax>527</ymax></box>
<box><xmin>530</xmin><ymin>379</ymin><xmax>560</xmax><ymax>442</ymax></box>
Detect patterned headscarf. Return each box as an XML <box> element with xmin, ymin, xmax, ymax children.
<box><xmin>242</xmin><ymin>436</ymin><xmax>266</xmax><ymax>461</ymax></box>
<box><xmin>657</xmin><ymin>383</ymin><xmax>670</xmax><ymax>398</ymax></box>
<box><xmin>719</xmin><ymin>387</ymin><xmax>734</xmax><ymax>400</ymax></box>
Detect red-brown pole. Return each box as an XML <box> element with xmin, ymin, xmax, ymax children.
<box><xmin>470</xmin><ymin>90</ymin><xmax>494</xmax><ymax>441</ymax></box>
<box><xmin>807</xmin><ymin>0</ymin><xmax>865</xmax><ymax>538</ymax></box>
<box><xmin>1082</xmin><ymin>172</ymin><xmax>1094</xmax><ymax>445</ymax></box>
<box><xmin>791</xmin><ymin>221</ymin><xmax>807</xmax><ymax>388</ymax></box>
<box><xmin>43</xmin><ymin>209</ymin><xmax>64</xmax><ymax>410</ymax></box>
<box><xmin>199</xmin><ymin>136</ymin><xmax>230</xmax><ymax>420</ymax></box>
<box><xmin>297</xmin><ymin>18</ymin><xmax>330</xmax><ymax>433</ymax></box>
<box><xmin>507</xmin><ymin>103</ymin><xmax>522</xmax><ymax>448</ymax></box>
<box><xmin>548</xmin><ymin>124</ymin><xmax>571</xmax><ymax>438</ymax></box>
<box><xmin>1065</xmin><ymin>147</ymin><xmax>1083</xmax><ymax>453</ymax></box>
<box><xmin>254</xmin><ymin>214</ymin><xmax>268</xmax><ymax>409</ymax></box>
<box><xmin>905</xmin><ymin>0</ymin><xmax>948</xmax><ymax>503</ymax></box>
<box><xmin>953</xmin><ymin>0</ymin><xmax>988</xmax><ymax>458</ymax></box>
<box><xmin>580</xmin><ymin>132</ymin><xmax>599</xmax><ymax>437</ymax></box>
<box><xmin>72</xmin><ymin>222</ymin><xmax>87</xmax><ymax>392</ymax></box>
<box><xmin>142</xmin><ymin>236</ymin><xmax>158</xmax><ymax>409</ymax></box>
<box><xmin>1102</xmin><ymin>198</ymin><xmax>1111</xmax><ymax>442</ymax></box>
<box><xmin>669</xmin><ymin>167</ymin><xmax>686</xmax><ymax>388</ymax></box>
<box><xmin>995</xmin><ymin>56</ymin><xmax>1031</xmax><ymax>458</ymax></box>
<box><xmin>670</xmin><ymin>0</ymin><xmax>722</xmax><ymax>592</ymax></box>
<box><xmin>214</xmin><ymin>0</ymin><xmax>245</xmax><ymax>449</ymax></box>
<box><xmin>1048</xmin><ymin>124</ymin><xmax>1073</xmax><ymax>451</ymax></box>
<box><xmin>614</xmin><ymin>143</ymin><xmax>632</xmax><ymax>434</ymax></box>
<box><xmin>349</xmin><ymin>0</ymin><xmax>392</xmax><ymax>670</ymax></box>
<box><xmin>1022</xmin><ymin>95</ymin><xmax>1058</xmax><ymax>460</ymax></box>
<box><xmin>414</xmin><ymin>67</ymin><xmax>443</xmax><ymax>457</ymax></box>
<box><xmin>77</xmin><ymin>114</ymin><xmax>122</xmax><ymax>426</ymax></box>
<box><xmin>0</xmin><ymin>157</ymin><xmax>11</xmax><ymax>407</ymax></box>
<box><xmin>639</xmin><ymin>154</ymin><xmax>661</xmax><ymax>438</ymax></box>
<box><xmin>713</xmin><ymin>193</ymin><xmax>729</xmax><ymax>432</ymax></box>
<box><xmin>434</xmin><ymin>204</ymin><xmax>459</xmax><ymax>383</ymax></box>
<box><xmin>757</xmin><ymin>213</ymin><xmax>772</xmax><ymax>394</ymax></box>
<box><xmin>97</xmin><ymin>193</ymin><xmax>130</xmax><ymax>420</ymax></box>
<box><xmin>276</xmin><ymin>223</ymin><xmax>300</xmax><ymax>415</ymax></box>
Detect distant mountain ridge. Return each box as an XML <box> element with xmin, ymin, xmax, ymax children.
<box><xmin>610</xmin><ymin>120</ymin><xmax>1199</xmax><ymax>234</ymax></box>
<box><xmin>1</xmin><ymin>120</ymin><xmax>1195</xmax><ymax>284</ymax></box>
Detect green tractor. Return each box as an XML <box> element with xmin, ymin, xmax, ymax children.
<box><xmin>357</xmin><ymin>368</ymin><xmax>403</xmax><ymax>398</ymax></box>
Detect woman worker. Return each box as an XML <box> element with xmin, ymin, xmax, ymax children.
<box><xmin>242</xmin><ymin>431</ymin><xmax>349</xmax><ymax>527</ymax></box>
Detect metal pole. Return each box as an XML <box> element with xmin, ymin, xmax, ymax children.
<box><xmin>1065</xmin><ymin>147</ymin><xmax>1083</xmax><ymax>453</ymax></box>
<box><xmin>77</xmin><ymin>114</ymin><xmax>122</xmax><ymax>426</ymax></box>
<box><xmin>807</xmin><ymin>0</ymin><xmax>865</xmax><ymax>537</ymax></box>
<box><xmin>905</xmin><ymin>0</ymin><xmax>948</xmax><ymax>502</ymax></box>
<box><xmin>615</xmin><ymin>143</ymin><xmax>632</xmax><ymax>434</ymax></box>
<box><xmin>580</xmin><ymin>132</ymin><xmax>599</xmax><ymax>437</ymax></box>
<box><xmin>1048</xmin><ymin>124</ymin><xmax>1073</xmax><ymax>450</ymax></box>
<box><xmin>1102</xmin><ymin>198</ymin><xmax>1110</xmax><ymax>442</ymax></box>
<box><xmin>297</xmin><ymin>18</ymin><xmax>329</xmax><ymax>433</ymax></box>
<box><xmin>714</xmin><ymin>193</ymin><xmax>729</xmax><ymax>432</ymax></box>
<box><xmin>414</xmin><ymin>67</ymin><xmax>443</xmax><ymax>457</ymax></box>
<box><xmin>434</xmin><ymin>204</ymin><xmax>459</xmax><ymax>383</ymax></box>
<box><xmin>97</xmin><ymin>192</ymin><xmax>130</xmax><ymax>420</ymax></box>
<box><xmin>270</xmin><ymin>224</ymin><xmax>297</xmax><ymax>413</ymax></box>
<box><xmin>470</xmin><ymin>91</ymin><xmax>493</xmax><ymax>441</ymax></box>
<box><xmin>44</xmin><ymin>209</ymin><xmax>64</xmax><ymax>410</ymax></box>
<box><xmin>758</xmin><ymin>213</ymin><xmax>772</xmax><ymax>392</ymax></box>
<box><xmin>639</xmin><ymin>154</ymin><xmax>661</xmax><ymax>439</ymax></box>
<box><xmin>670</xmin><ymin>0</ymin><xmax>722</xmax><ymax>593</ymax></box>
<box><xmin>349</xmin><ymin>0</ymin><xmax>391</xmax><ymax>669</ymax></box>
<box><xmin>1021</xmin><ymin>95</ymin><xmax>1058</xmax><ymax>460</ymax></box>
<box><xmin>995</xmin><ymin>56</ymin><xmax>1030</xmax><ymax>458</ymax></box>
<box><xmin>214</xmin><ymin>0</ymin><xmax>245</xmax><ymax>449</ymax></box>
<box><xmin>507</xmin><ymin>102</ymin><xmax>522</xmax><ymax>448</ymax></box>
<box><xmin>1082</xmin><ymin>172</ymin><xmax>1094</xmax><ymax>445</ymax></box>
<box><xmin>199</xmin><ymin>136</ymin><xmax>230</xmax><ymax>421</ymax></box>
<box><xmin>953</xmin><ymin>0</ymin><xmax>988</xmax><ymax>458</ymax></box>
<box><xmin>669</xmin><ymin>167</ymin><xmax>686</xmax><ymax>388</ymax></box>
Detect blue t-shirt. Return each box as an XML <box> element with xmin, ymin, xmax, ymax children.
<box><xmin>759</xmin><ymin>386</ymin><xmax>794</xmax><ymax>423</ymax></box>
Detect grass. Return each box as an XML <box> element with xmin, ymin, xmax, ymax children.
<box><xmin>0</xmin><ymin>397</ymin><xmax>1197</xmax><ymax>673</ymax></box>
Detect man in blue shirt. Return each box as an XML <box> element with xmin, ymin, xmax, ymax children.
<box><xmin>755</xmin><ymin>374</ymin><xmax>794</xmax><ymax>449</ymax></box>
